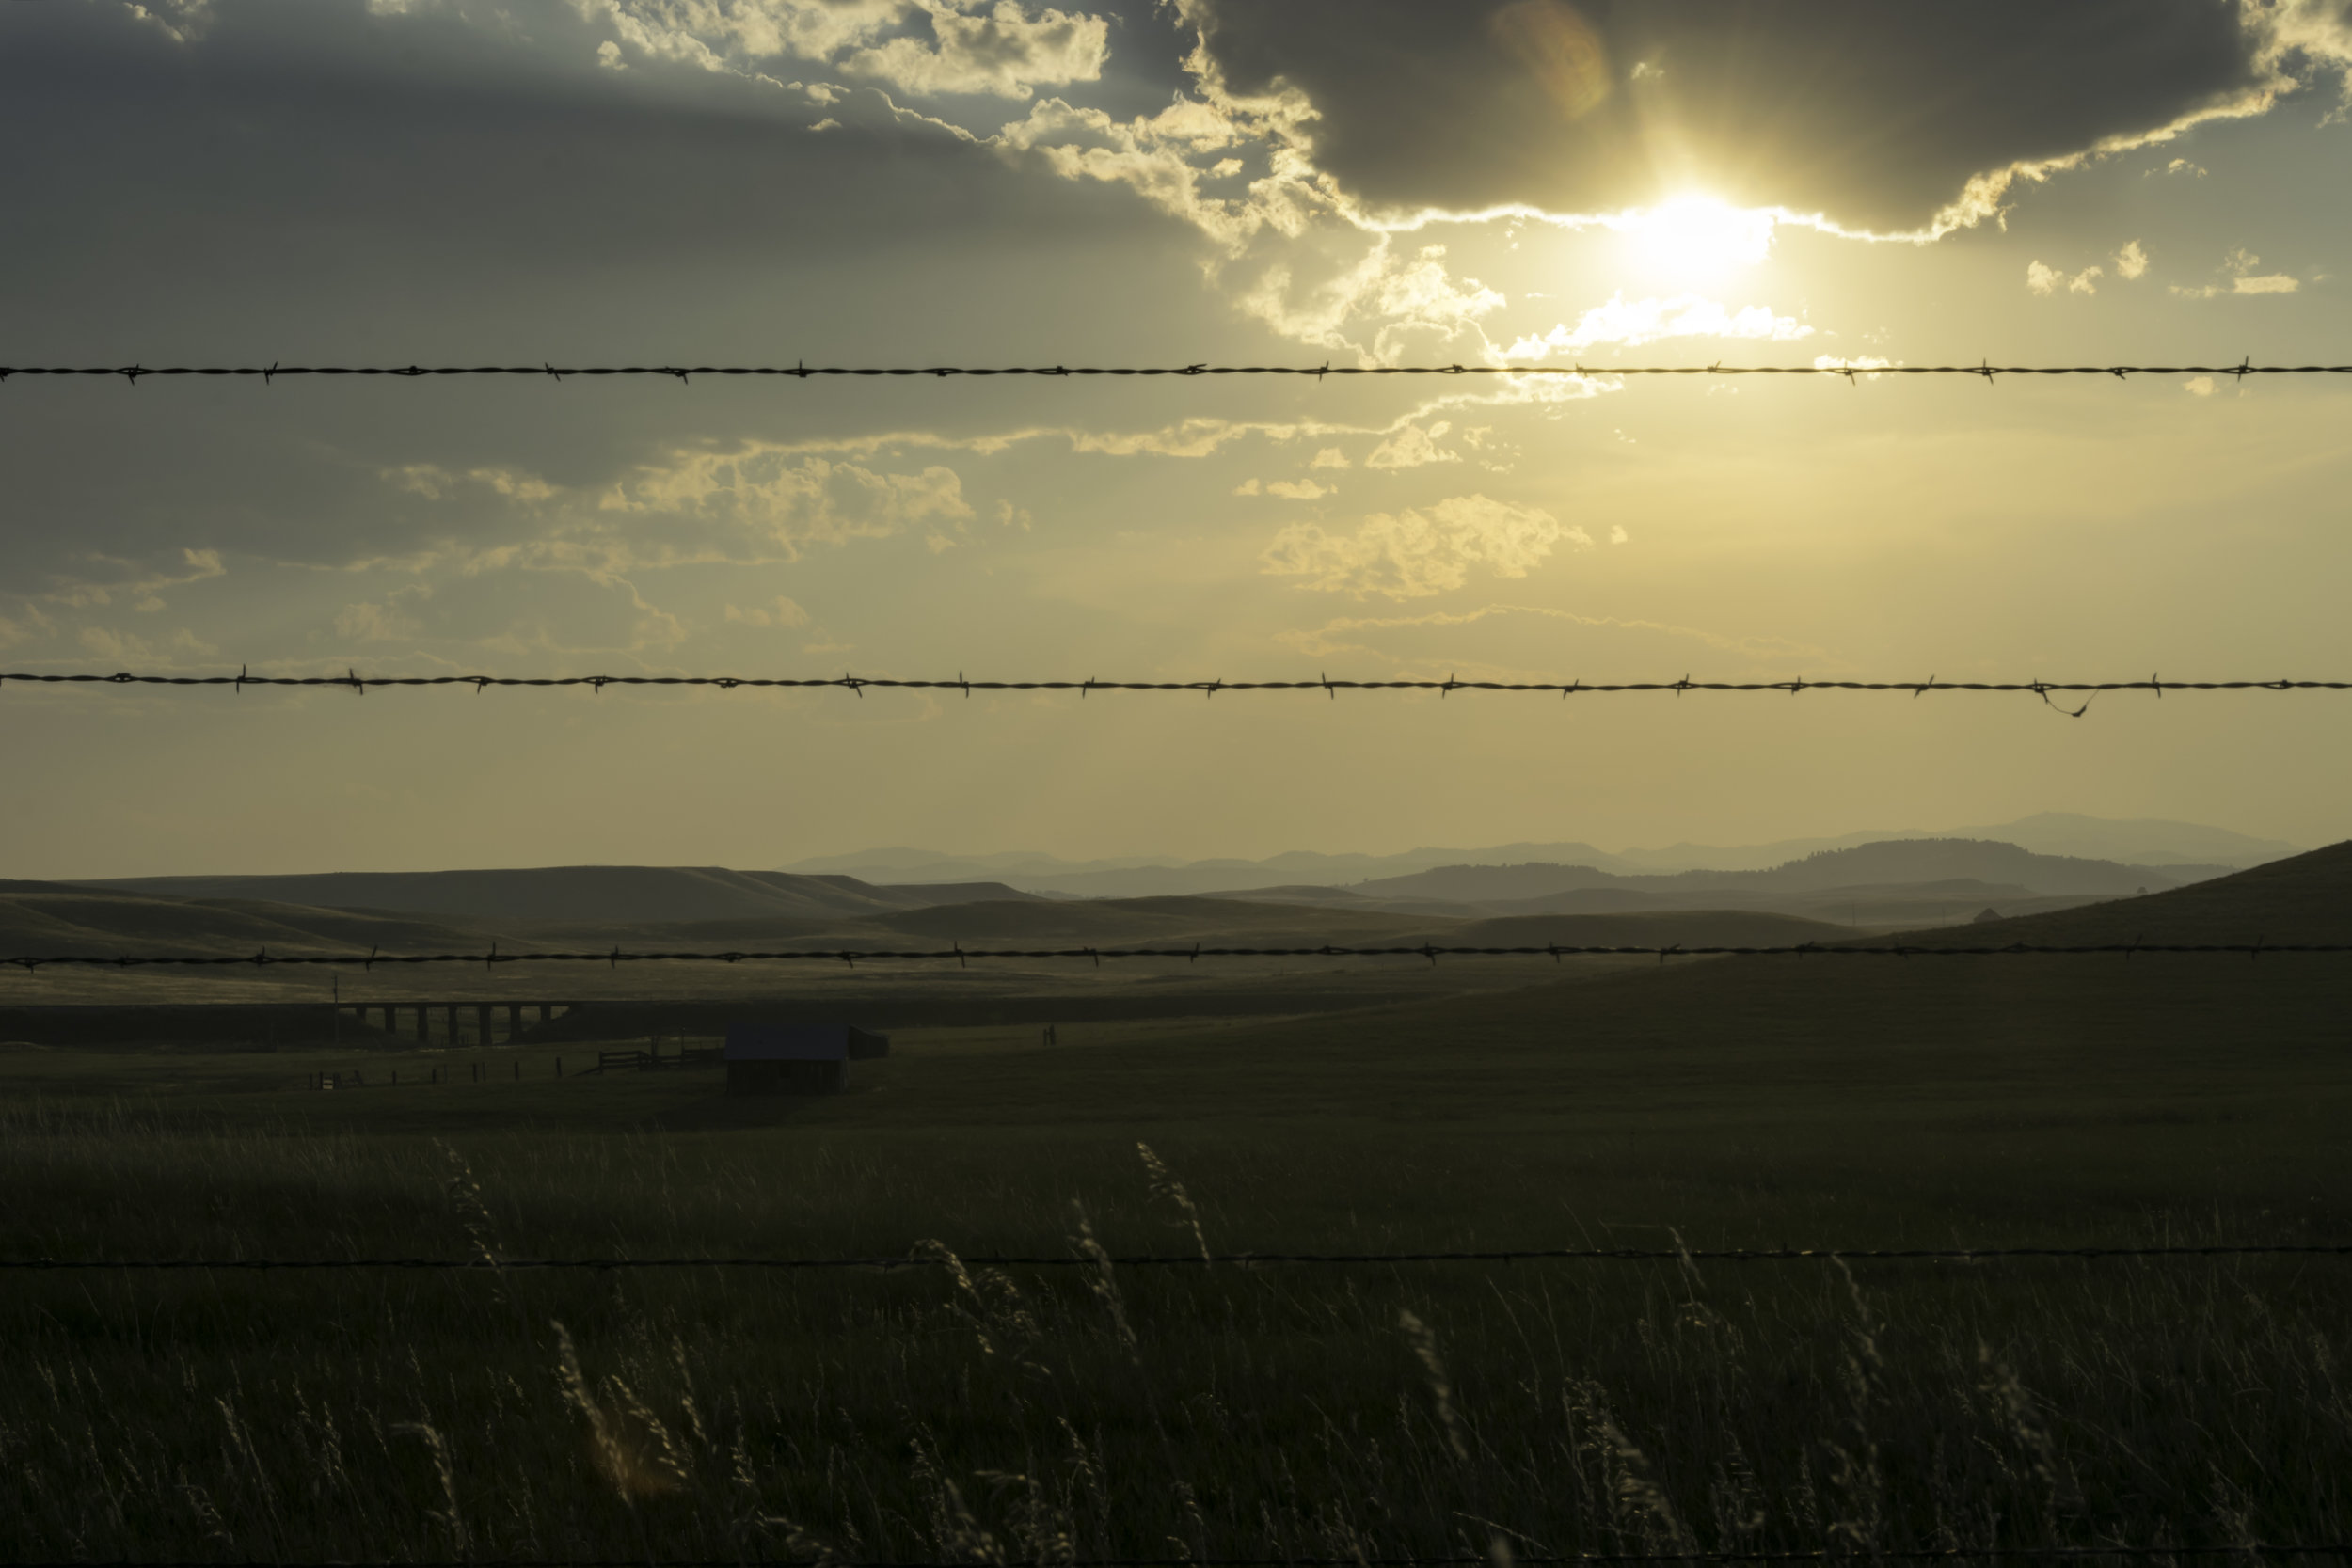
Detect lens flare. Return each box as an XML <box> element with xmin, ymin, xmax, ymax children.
<box><xmin>1489</xmin><ymin>0</ymin><xmax>1613</xmax><ymax>120</ymax></box>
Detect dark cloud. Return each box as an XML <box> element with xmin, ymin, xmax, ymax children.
<box><xmin>1188</xmin><ymin>0</ymin><xmax>2269</xmax><ymax>230</ymax></box>
<box><xmin>0</xmin><ymin>0</ymin><xmax>1235</xmax><ymax>589</ymax></box>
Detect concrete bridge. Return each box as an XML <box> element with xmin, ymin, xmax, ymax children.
<box><xmin>0</xmin><ymin>1000</ymin><xmax>580</xmax><ymax>1048</ymax></box>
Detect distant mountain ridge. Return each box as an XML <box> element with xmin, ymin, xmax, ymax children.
<box><xmin>1354</xmin><ymin>840</ymin><xmax>2188</xmax><ymax>904</ymax></box>
<box><xmin>789</xmin><ymin>815</ymin><xmax>2299</xmax><ymax>898</ymax></box>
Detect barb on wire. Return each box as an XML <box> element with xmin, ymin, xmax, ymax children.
<box><xmin>5</xmin><ymin>670</ymin><xmax>2348</xmax><ymax>708</ymax></box>
<box><xmin>7</xmin><ymin>941</ymin><xmax>2352</xmax><ymax>972</ymax></box>
<box><xmin>3</xmin><ymin>360</ymin><xmax>2349</xmax><ymax>384</ymax></box>
<box><xmin>7</xmin><ymin>1243</ymin><xmax>2348</xmax><ymax>1272</ymax></box>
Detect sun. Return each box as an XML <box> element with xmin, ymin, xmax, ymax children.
<box><xmin>1618</xmin><ymin>195</ymin><xmax>1777</xmax><ymax>282</ymax></box>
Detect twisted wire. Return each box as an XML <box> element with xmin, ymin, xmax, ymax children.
<box><xmin>9</xmin><ymin>1552</ymin><xmax>2352</xmax><ymax>1565</ymax></box>
<box><xmin>7</xmin><ymin>1243</ymin><xmax>2347</xmax><ymax>1273</ymax></box>
<box><xmin>3</xmin><ymin>359</ymin><xmax>2347</xmax><ymax>384</ymax></box>
<box><xmin>6</xmin><ymin>671</ymin><xmax>2348</xmax><ymax>706</ymax></box>
<box><xmin>7</xmin><ymin>940</ymin><xmax>2352</xmax><ymax>972</ymax></box>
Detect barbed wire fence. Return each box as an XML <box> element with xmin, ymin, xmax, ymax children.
<box><xmin>5</xmin><ymin>670</ymin><xmax>2348</xmax><ymax>721</ymax></box>
<box><xmin>6</xmin><ymin>940</ymin><xmax>2351</xmax><ymax>973</ymax></box>
<box><xmin>6</xmin><ymin>1242</ymin><xmax>2347</xmax><ymax>1273</ymax></box>
<box><xmin>14</xmin><ymin>1551</ymin><xmax>2350</xmax><ymax>1567</ymax></box>
<box><xmin>3</xmin><ymin>359</ymin><xmax>2349</xmax><ymax>384</ymax></box>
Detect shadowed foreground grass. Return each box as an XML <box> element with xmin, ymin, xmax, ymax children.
<box><xmin>3</xmin><ymin>954</ymin><xmax>2350</xmax><ymax>1561</ymax></box>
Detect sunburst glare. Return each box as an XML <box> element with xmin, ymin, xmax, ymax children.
<box><xmin>1614</xmin><ymin>196</ymin><xmax>1778</xmax><ymax>281</ymax></box>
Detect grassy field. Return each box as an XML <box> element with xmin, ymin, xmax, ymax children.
<box><xmin>6</xmin><ymin>904</ymin><xmax>2351</xmax><ymax>1563</ymax></box>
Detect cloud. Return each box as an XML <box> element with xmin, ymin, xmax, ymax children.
<box><xmin>119</xmin><ymin>1</ymin><xmax>212</xmax><ymax>43</ymax></box>
<box><xmin>2169</xmin><ymin>246</ymin><xmax>2302</xmax><ymax>297</ymax></box>
<box><xmin>2026</xmin><ymin>244</ymin><xmax>2149</xmax><ymax>295</ymax></box>
<box><xmin>600</xmin><ymin>447</ymin><xmax>973</xmax><ymax>561</ymax></box>
<box><xmin>849</xmin><ymin>4</ymin><xmax>1110</xmax><ymax>99</ymax></box>
<box><xmin>1239</xmin><ymin>476</ymin><xmax>1335</xmax><ymax>499</ymax></box>
<box><xmin>1309</xmin><ymin>448</ymin><xmax>1351</xmax><ymax>469</ymax></box>
<box><xmin>1811</xmin><ymin>354</ymin><xmax>1898</xmax><ymax>378</ymax></box>
<box><xmin>2026</xmin><ymin>260</ymin><xmax>2104</xmax><ymax>296</ymax></box>
<box><xmin>380</xmin><ymin>445</ymin><xmax>974</xmax><ymax>578</ymax></box>
<box><xmin>1365</xmin><ymin>422</ymin><xmax>1460</xmax><ymax>470</ymax></box>
<box><xmin>723</xmin><ymin>596</ymin><xmax>813</xmax><ymax>627</ymax></box>
<box><xmin>1502</xmin><ymin>293</ymin><xmax>1811</xmax><ymax>356</ymax></box>
<box><xmin>1277</xmin><ymin>601</ymin><xmax>1830</xmax><ymax>664</ymax></box>
<box><xmin>334</xmin><ymin>598</ymin><xmax>424</xmax><ymax>642</ymax></box>
<box><xmin>0</xmin><ymin>610</ymin><xmax>49</xmax><ymax>650</ymax></box>
<box><xmin>75</xmin><ymin>624</ymin><xmax>215</xmax><ymax>663</ymax></box>
<box><xmin>1261</xmin><ymin>495</ymin><xmax>1583</xmax><ymax>599</ymax></box>
<box><xmin>2185</xmin><ymin>376</ymin><xmax>2217</xmax><ymax>396</ymax></box>
<box><xmin>1229</xmin><ymin>238</ymin><xmax>1507</xmax><ymax>362</ymax></box>
<box><xmin>1182</xmin><ymin>0</ymin><xmax>2321</xmax><ymax>234</ymax></box>
<box><xmin>584</xmin><ymin>0</ymin><xmax>1111</xmax><ymax>102</ymax></box>
<box><xmin>25</xmin><ymin>546</ymin><xmax>226</xmax><ymax>613</ymax></box>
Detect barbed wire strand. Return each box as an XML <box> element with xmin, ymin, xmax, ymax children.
<box><xmin>6</xmin><ymin>941</ymin><xmax>2348</xmax><ymax>973</ymax></box>
<box><xmin>5</xmin><ymin>671</ymin><xmax>2348</xmax><ymax>723</ymax></box>
<box><xmin>14</xmin><ymin>1551</ymin><xmax>2350</xmax><ymax>1567</ymax></box>
<box><xmin>7</xmin><ymin>1243</ymin><xmax>2346</xmax><ymax>1273</ymax></box>
<box><xmin>2</xmin><ymin>360</ymin><xmax>2347</xmax><ymax>384</ymax></box>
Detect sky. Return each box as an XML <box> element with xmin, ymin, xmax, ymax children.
<box><xmin>4</xmin><ymin>0</ymin><xmax>2351</xmax><ymax>879</ymax></box>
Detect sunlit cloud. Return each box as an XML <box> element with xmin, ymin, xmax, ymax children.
<box><xmin>2026</xmin><ymin>260</ymin><xmax>2104</xmax><ymax>297</ymax></box>
<box><xmin>1235</xmin><ymin>478</ymin><xmax>1335</xmax><ymax>499</ymax></box>
<box><xmin>1364</xmin><ymin>422</ymin><xmax>1460</xmax><ymax>470</ymax></box>
<box><xmin>25</xmin><ymin>546</ymin><xmax>227</xmax><ymax>614</ymax></box>
<box><xmin>723</xmin><ymin>596</ymin><xmax>812</xmax><ymax>628</ymax></box>
<box><xmin>1502</xmin><ymin>293</ymin><xmax>1811</xmax><ymax>358</ymax></box>
<box><xmin>1277</xmin><ymin>602</ymin><xmax>1832</xmax><ymax>667</ymax></box>
<box><xmin>2169</xmin><ymin>246</ymin><xmax>2301</xmax><ymax>298</ymax></box>
<box><xmin>1261</xmin><ymin>495</ymin><xmax>1584</xmax><ymax>600</ymax></box>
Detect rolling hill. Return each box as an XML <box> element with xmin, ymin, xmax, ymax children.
<box><xmin>785</xmin><ymin>816</ymin><xmax>2296</xmax><ymax>895</ymax></box>
<box><xmin>1353</xmin><ymin>839</ymin><xmax>2187</xmax><ymax>905</ymax></box>
<box><xmin>0</xmin><ymin>881</ymin><xmax>491</xmax><ymax>958</ymax></box>
<box><xmin>70</xmin><ymin>866</ymin><xmax>1043</xmax><ymax>924</ymax></box>
<box><xmin>1874</xmin><ymin>837</ymin><xmax>2352</xmax><ymax>947</ymax></box>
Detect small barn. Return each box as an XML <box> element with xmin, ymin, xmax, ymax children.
<box><xmin>723</xmin><ymin>1022</ymin><xmax>890</xmax><ymax>1095</ymax></box>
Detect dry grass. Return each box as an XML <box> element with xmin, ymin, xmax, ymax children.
<box><xmin>3</xmin><ymin>947</ymin><xmax>2349</xmax><ymax>1561</ymax></box>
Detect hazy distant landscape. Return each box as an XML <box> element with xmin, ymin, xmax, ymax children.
<box><xmin>3</xmin><ymin>816</ymin><xmax>2286</xmax><ymax>994</ymax></box>
<box><xmin>8</xmin><ymin>826</ymin><xmax>2349</xmax><ymax>1560</ymax></box>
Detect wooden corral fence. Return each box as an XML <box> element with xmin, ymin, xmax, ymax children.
<box><xmin>589</xmin><ymin>1038</ymin><xmax>722</xmax><ymax>1073</ymax></box>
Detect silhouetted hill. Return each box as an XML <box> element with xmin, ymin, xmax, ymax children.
<box><xmin>869</xmin><ymin>896</ymin><xmax>1458</xmax><ymax>944</ymax></box>
<box><xmin>1884</xmin><ymin>839</ymin><xmax>2352</xmax><ymax>946</ymax></box>
<box><xmin>1358</xmin><ymin>840</ymin><xmax>2180</xmax><ymax>905</ymax></box>
<box><xmin>783</xmin><ymin>816</ymin><xmax>2296</xmax><ymax>895</ymax></box>
<box><xmin>0</xmin><ymin>880</ymin><xmax>489</xmax><ymax>956</ymax></box>
<box><xmin>71</xmin><ymin>866</ymin><xmax>1042</xmax><ymax>924</ymax></box>
<box><xmin>1427</xmin><ymin>911</ymin><xmax>1853</xmax><ymax>948</ymax></box>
